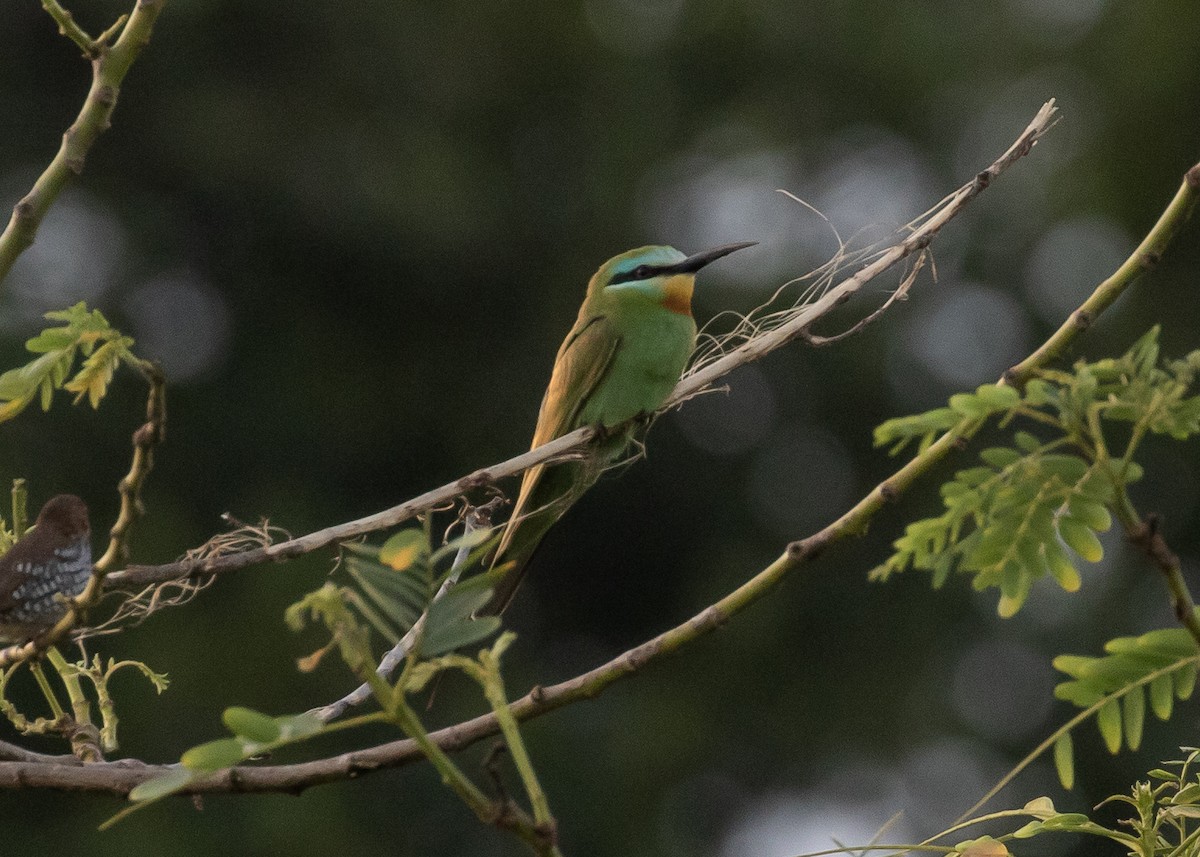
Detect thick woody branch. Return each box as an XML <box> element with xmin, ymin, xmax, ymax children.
<box><xmin>0</xmin><ymin>0</ymin><xmax>166</xmax><ymax>287</ymax></box>
<box><xmin>103</xmin><ymin>100</ymin><xmax>1060</xmax><ymax>594</ymax></box>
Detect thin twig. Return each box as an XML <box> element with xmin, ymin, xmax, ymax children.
<box><xmin>1128</xmin><ymin>514</ymin><xmax>1200</xmax><ymax>647</ymax></box>
<box><xmin>802</xmin><ymin>251</ymin><xmax>927</xmax><ymax>347</ymax></box>
<box><xmin>40</xmin><ymin>0</ymin><xmax>96</xmax><ymax>56</ymax></box>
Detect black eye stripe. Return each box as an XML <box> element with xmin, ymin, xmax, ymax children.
<box><xmin>608</xmin><ymin>263</ymin><xmax>661</xmax><ymax>286</ymax></box>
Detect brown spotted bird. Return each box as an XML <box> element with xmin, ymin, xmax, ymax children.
<box><xmin>0</xmin><ymin>495</ymin><xmax>92</xmax><ymax>642</ymax></box>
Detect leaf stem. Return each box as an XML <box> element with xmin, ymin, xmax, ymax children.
<box><xmin>28</xmin><ymin>661</ymin><xmax>65</xmax><ymax>721</ymax></box>
<box><xmin>959</xmin><ymin>655</ymin><xmax>1200</xmax><ymax>822</ymax></box>
<box><xmin>10</xmin><ymin>480</ymin><xmax>28</xmax><ymax>539</ymax></box>
<box><xmin>44</xmin><ymin>647</ymin><xmax>103</xmax><ymax>759</ymax></box>
<box><xmin>478</xmin><ymin>639</ymin><xmax>554</xmax><ymax>832</ymax></box>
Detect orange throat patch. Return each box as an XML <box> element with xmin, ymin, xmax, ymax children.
<box><xmin>662</xmin><ymin>274</ymin><xmax>694</xmax><ymax>315</ymax></box>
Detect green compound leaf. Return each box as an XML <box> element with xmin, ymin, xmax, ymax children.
<box><xmin>1054</xmin><ymin>622</ymin><xmax>1200</xmax><ymax>765</ymax></box>
<box><xmin>872</xmin><ymin>329</ymin><xmax>1200</xmax><ymax>619</ymax></box>
<box><xmin>0</xmin><ymin>302</ymin><xmax>139</xmax><ymax>422</ymax></box>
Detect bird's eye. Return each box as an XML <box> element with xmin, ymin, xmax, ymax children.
<box><xmin>633</xmin><ymin>265</ymin><xmax>651</xmax><ymax>279</ymax></box>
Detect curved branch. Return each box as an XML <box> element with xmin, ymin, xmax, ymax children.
<box><xmin>102</xmin><ymin>100</ymin><xmax>1060</xmax><ymax>594</ymax></box>
<box><xmin>95</xmin><ymin>361</ymin><xmax>167</xmax><ymax>572</ymax></box>
<box><xmin>1007</xmin><ymin>161</ymin><xmax>1200</xmax><ymax>384</ymax></box>
<box><xmin>4</xmin><ymin>144</ymin><xmax>1197</xmax><ymax>800</ymax></box>
<box><xmin>0</xmin><ymin>0</ymin><xmax>167</xmax><ymax>287</ymax></box>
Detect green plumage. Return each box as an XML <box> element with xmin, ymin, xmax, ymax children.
<box><xmin>483</xmin><ymin>242</ymin><xmax>754</xmax><ymax>614</ymax></box>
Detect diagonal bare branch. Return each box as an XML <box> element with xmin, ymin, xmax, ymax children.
<box><xmin>101</xmin><ymin>100</ymin><xmax>1060</xmax><ymax>595</ymax></box>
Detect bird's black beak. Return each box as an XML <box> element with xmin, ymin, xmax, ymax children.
<box><xmin>668</xmin><ymin>241</ymin><xmax>757</xmax><ymax>274</ymax></box>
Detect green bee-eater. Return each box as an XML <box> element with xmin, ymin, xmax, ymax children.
<box><xmin>484</xmin><ymin>241</ymin><xmax>756</xmax><ymax>614</ymax></box>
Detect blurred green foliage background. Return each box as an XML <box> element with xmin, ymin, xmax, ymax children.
<box><xmin>2</xmin><ymin>1</ymin><xmax>1199</xmax><ymax>854</ymax></box>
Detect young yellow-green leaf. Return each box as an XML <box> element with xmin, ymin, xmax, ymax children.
<box><xmin>1022</xmin><ymin>378</ymin><xmax>1051</xmax><ymax>405</ymax></box>
<box><xmin>379</xmin><ymin>529</ymin><xmax>428</xmax><ymax>571</ymax></box>
<box><xmin>1115</xmin><ymin>627</ymin><xmax>1200</xmax><ymax>659</ymax></box>
<box><xmin>1054</xmin><ymin>680</ymin><xmax>1104</xmax><ymax>708</ymax></box>
<box><xmin>1150</xmin><ymin>673</ymin><xmax>1175</xmax><ymax>720</ymax></box>
<box><xmin>1044</xmin><ymin>542</ymin><xmax>1082</xmax><ymax>592</ymax></box>
<box><xmin>24</xmin><ymin>328</ymin><xmax>78</xmax><ymax>353</ymax></box>
<box><xmin>1174</xmin><ymin>783</ymin><xmax>1200</xmax><ymax>805</ymax></box>
<box><xmin>1097</xmin><ymin>698</ymin><xmax>1122</xmax><ymax>754</ymax></box>
<box><xmin>1040</xmin><ymin>455</ymin><xmax>1089</xmax><ymax>482</ymax></box>
<box><xmin>1066</xmin><ymin>497</ymin><xmax>1112</xmax><ymax>533</ymax></box>
<box><xmin>1078</xmin><ymin>655</ymin><xmax>1155</xmax><ymax>686</ymax></box>
<box><xmin>1122</xmin><ymin>687</ymin><xmax>1145</xmax><ymax>751</ymax></box>
<box><xmin>955</xmin><ymin>835</ymin><xmax>1009</xmax><ymax>857</ymax></box>
<box><xmin>1058</xmin><ymin>517</ymin><xmax>1103</xmax><ymax>563</ymax></box>
<box><xmin>1010</xmin><ymin>821</ymin><xmax>1044</xmax><ymax>839</ymax></box>
<box><xmin>223</xmin><ymin>707</ymin><xmax>281</xmax><ymax>743</ymax></box>
<box><xmin>1052</xmin><ymin>655</ymin><xmax>1096</xmax><ymax>680</ymax></box>
<box><xmin>277</xmin><ymin>712</ymin><xmax>324</xmax><ymax>741</ymax></box>
<box><xmin>64</xmin><ymin>337</ymin><xmax>130</xmax><ymax>408</ymax></box>
<box><xmin>1034</xmin><ymin>812</ymin><xmax>1093</xmax><ymax>831</ymax></box>
<box><xmin>1013</xmin><ymin>431</ymin><xmax>1042</xmax><ymax>453</ymax></box>
<box><xmin>997</xmin><ymin>567</ymin><xmax>1031</xmax><ymax>618</ymax></box>
<box><xmin>1175</xmin><ymin>664</ymin><xmax>1198</xmax><ymax>700</ymax></box>
<box><xmin>128</xmin><ymin>767</ymin><xmax>196</xmax><ymax>802</ymax></box>
<box><xmin>1054</xmin><ymin>733</ymin><xmax>1075</xmax><ymax>790</ymax></box>
<box><xmin>1023</xmin><ymin>796</ymin><xmax>1057</xmax><ymax>818</ymax></box>
<box><xmin>181</xmin><ymin>737</ymin><xmax>247</xmax><ymax>771</ymax></box>
<box><xmin>980</xmin><ymin>447</ymin><xmax>1022</xmax><ymax>469</ymax></box>
<box><xmin>974</xmin><ymin>383</ymin><xmax>1020</xmax><ymax>410</ymax></box>
<box><xmin>949</xmin><ymin>392</ymin><xmax>987</xmax><ymax>418</ymax></box>
<box><xmin>969</xmin><ymin>525</ymin><xmax>1015</xmax><ymax>568</ymax></box>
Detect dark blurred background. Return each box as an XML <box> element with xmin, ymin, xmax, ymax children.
<box><xmin>2</xmin><ymin>1</ymin><xmax>1199</xmax><ymax>854</ymax></box>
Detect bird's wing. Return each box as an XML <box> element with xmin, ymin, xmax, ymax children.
<box><xmin>0</xmin><ymin>539</ymin><xmax>37</xmax><ymax>613</ymax></box>
<box><xmin>484</xmin><ymin>314</ymin><xmax>622</xmax><ymax>613</ymax></box>
<box><xmin>531</xmin><ymin>313</ymin><xmax>621</xmax><ymax>449</ymax></box>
